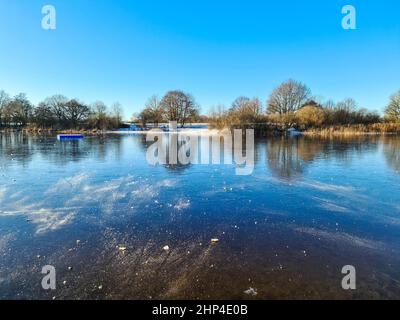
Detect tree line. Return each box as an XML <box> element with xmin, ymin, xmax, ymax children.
<box><xmin>207</xmin><ymin>80</ymin><xmax>400</xmax><ymax>131</ymax></box>
<box><xmin>134</xmin><ymin>90</ymin><xmax>204</xmax><ymax>127</ymax></box>
<box><xmin>0</xmin><ymin>91</ymin><xmax>123</xmax><ymax>130</ymax></box>
<box><xmin>2</xmin><ymin>82</ymin><xmax>400</xmax><ymax>132</ymax></box>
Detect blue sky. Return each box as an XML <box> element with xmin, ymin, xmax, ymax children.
<box><xmin>0</xmin><ymin>0</ymin><xmax>399</xmax><ymax>118</ymax></box>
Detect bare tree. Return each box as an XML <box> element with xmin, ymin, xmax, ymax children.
<box><xmin>231</xmin><ymin>97</ymin><xmax>251</xmax><ymax>112</ymax></box>
<box><xmin>231</xmin><ymin>97</ymin><xmax>263</xmax><ymax>121</ymax></box>
<box><xmin>160</xmin><ymin>91</ymin><xmax>199</xmax><ymax>126</ymax></box>
<box><xmin>209</xmin><ymin>104</ymin><xmax>226</xmax><ymax>118</ymax></box>
<box><xmin>160</xmin><ymin>91</ymin><xmax>181</xmax><ymax>122</ymax></box>
<box><xmin>33</xmin><ymin>102</ymin><xmax>55</xmax><ymax>128</ymax></box>
<box><xmin>42</xmin><ymin>95</ymin><xmax>69</xmax><ymax>126</ymax></box>
<box><xmin>137</xmin><ymin>96</ymin><xmax>163</xmax><ymax>127</ymax></box>
<box><xmin>267</xmin><ymin>80</ymin><xmax>312</xmax><ymax>115</ymax></box>
<box><xmin>6</xmin><ymin>93</ymin><xmax>33</xmax><ymax>126</ymax></box>
<box><xmin>111</xmin><ymin>102</ymin><xmax>124</xmax><ymax>127</ymax></box>
<box><xmin>385</xmin><ymin>90</ymin><xmax>400</xmax><ymax>121</ymax></box>
<box><xmin>64</xmin><ymin>99</ymin><xmax>90</xmax><ymax>128</ymax></box>
<box><xmin>0</xmin><ymin>90</ymin><xmax>9</xmax><ymax>106</ymax></box>
<box><xmin>138</xmin><ymin>107</ymin><xmax>154</xmax><ymax>128</ymax></box>
<box><xmin>323</xmin><ymin>99</ymin><xmax>336</xmax><ymax>110</ymax></box>
<box><xmin>336</xmin><ymin>98</ymin><xmax>357</xmax><ymax>112</ymax></box>
<box><xmin>0</xmin><ymin>90</ymin><xmax>11</xmax><ymax>127</ymax></box>
<box><xmin>246</xmin><ymin>98</ymin><xmax>263</xmax><ymax>115</ymax></box>
<box><xmin>145</xmin><ymin>95</ymin><xmax>164</xmax><ymax>125</ymax></box>
<box><xmin>90</xmin><ymin>101</ymin><xmax>108</xmax><ymax>129</ymax></box>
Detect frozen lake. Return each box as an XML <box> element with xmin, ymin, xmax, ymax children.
<box><xmin>1</xmin><ymin>132</ymin><xmax>400</xmax><ymax>299</ymax></box>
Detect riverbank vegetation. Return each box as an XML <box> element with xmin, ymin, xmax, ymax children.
<box><xmin>206</xmin><ymin>80</ymin><xmax>400</xmax><ymax>136</ymax></box>
<box><xmin>0</xmin><ymin>91</ymin><xmax>123</xmax><ymax>132</ymax></box>
<box><xmin>134</xmin><ymin>90</ymin><xmax>205</xmax><ymax>127</ymax></box>
<box><xmin>2</xmin><ymin>81</ymin><xmax>400</xmax><ymax>136</ymax></box>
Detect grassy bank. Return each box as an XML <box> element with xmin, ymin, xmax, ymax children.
<box><xmin>304</xmin><ymin>123</ymin><xmax>400</xmax><ymax>136</ymax></box>
<box><xmin>209</xmin><ymin>122</ymin><xmax>400</xmax><ymax>137</ymax></box>
<box><xmin>0</xmin><ymin>127</ymin><xmax>109</xmax><ymax>135</ymax></box>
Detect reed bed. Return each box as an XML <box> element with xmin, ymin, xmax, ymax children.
<box><xmin>304</xmin><ymin>123</ymin><xmax>400</xmax><ymax>137</ymax></box>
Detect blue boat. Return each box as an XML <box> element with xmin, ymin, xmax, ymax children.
<box><xmin>57</xmin><ymin>134</ymin><xmax>85</xmax><ymax>140</ymax></box>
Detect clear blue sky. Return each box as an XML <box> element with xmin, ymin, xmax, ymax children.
<box><xmin>0</xmin><ymin>0</ymin><xmax>399</xmax><ymax>118</ymax></box>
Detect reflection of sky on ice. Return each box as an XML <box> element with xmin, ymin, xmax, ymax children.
<box><xmin>0</xmin><ymin>187</ymin><xmax>6</xmax><ymax>202</ymax></box>
<box><xmin>1</xmin><ymin>134</ymin><xmax>400</xmax><ymax>299</ymax></box>
<box><xmin>293</xmin><ymin>227</ymin><xmax>383</xmax><ymax>251</ymax></box>
<box><xmin>0</xmin><ymin>173</ymin><xmax>185</xmax><ymax>234</ymax></box>
<box><xmin>1</xmin><ymin>135</ymin><xmax>400</xmax><ymax>242</ymax></box>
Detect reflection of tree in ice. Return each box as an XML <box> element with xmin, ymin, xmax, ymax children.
<box><xmin>0</xmin><ymin>133</ymin><xmax>34</xmax><ymax>167</ymax></box>
<box><xmin>266</xmin><ymin>137</ymin><xmax>310</xmax><ymax>180</ymax></box>
<box><xmin>266</xmin><ymin>136</ymin><xmax>382</xmax><ymax>180</ymax></box>
<box><xmin>383</xmin><ymin>137</ymin><xmax>400</xmax><ymax>174</ymax></box>
<box><xmin>139</xmin><ymin>132</ymin><xmax>194</xmax><ymax>173</ymax></box>
<box><xmin>0</xmin><ymin>133</ymin><xmax>124</xmax><ymax>168</ymax></box>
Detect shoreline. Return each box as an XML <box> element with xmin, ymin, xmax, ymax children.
<box><xmin>1</xmin><ymin>125</ymin><xmax>400</xmax><ymax>137</ymax></box>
